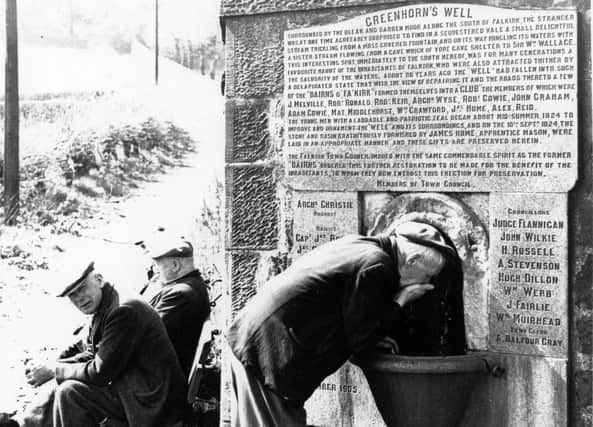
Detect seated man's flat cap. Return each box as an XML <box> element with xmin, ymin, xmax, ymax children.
<box><xmin>394</xmin><ymin>221</ymin><xmax>459</xmax><ymax>261</ymax></box>
<box><xmin>56</xmin><ymin>261</ymin><xmax>95</xmax><ymax>297</ymax></box>
<box><xmin>147</xmin><ymin>237</ymin><xmax>194</xmax><ymax>260</ymax></box>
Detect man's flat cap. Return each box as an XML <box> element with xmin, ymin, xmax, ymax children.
<box><xmin>56</xmin><ymin>261</ymin><xmax>95</xmax><ymax>297</ymax></box>
<box><xmin>148</xmin><ymin>237</ymin><xmax>194</xmax><ymax>260</ymax></box>
<box><xmin>394</xmin><ymin>221</ymin><xmax>459</xmax><ymax>261</ymax></box>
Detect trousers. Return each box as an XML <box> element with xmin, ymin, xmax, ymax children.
<box><xmin>228</xmin><ymin>347</ymin><xmax>306</xmax><ymax>427</ymax></box>
<box><xmin>53</xmin><ymin>380</ymin><xmax>126</xmax><ymax>427</ymax></box>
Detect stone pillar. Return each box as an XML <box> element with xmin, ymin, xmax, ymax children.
<box><xmin>220</xmin><ymin>1</ymin><xmax>592</xmax><ymax>426</ymax></box>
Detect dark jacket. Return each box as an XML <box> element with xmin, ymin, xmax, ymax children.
<box><xmin>55</xmin><ymin>283</ymin><xmax>187</xmax><ymax>427</ymax></box>
<box><xmin>227</xmin><ymin>235</ymin><xmax>403</xmax><ymax>404</ymax></box>
<box><xmin>149</xmin><ymin>270</ymin><xmax>211</xmax><ymax>376</ymax></box>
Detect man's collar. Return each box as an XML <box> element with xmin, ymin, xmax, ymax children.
<box><xmin>375</xmin><ymin>234</ymin><xmax>397</xmax><ymax>264</ymax></box>
<box><xmin>375</xmin><ymin>234</ymin><xmax>400</xmax><ymax>286</ymax></box>
<box><xmin>163</xmin><ymin>269</ymin><xmax>202</xmax><ymax>286</ymax></box>
<box><xmin>92</xmin><ymin>282</ymin><xmax>117</xmax><ymax>319</ymax></box>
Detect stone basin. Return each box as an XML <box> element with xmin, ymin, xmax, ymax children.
<box><xmin>356</xmin><ymin>352</ymin><xmax>503</xmax><ymax>427</ymax></box>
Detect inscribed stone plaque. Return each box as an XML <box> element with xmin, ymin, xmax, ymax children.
<box><xmin>305</xmin><ymin>362</ymin><xmax>385</xmax><ymax>427</ymax></box>
<box><xmin>488</xmin><ymin>193</ymin><xmax>567</xmax><ymax>358</ymax></box>
<box><xmin>293</xmin><ymin>192</ymin><xmax>379</xmax><ymax>425</ymax></box>
<box><xmin>284</xmin><ymin>4</ymin><xmax>577</xmax><ymax>192</ymax></box>
<box><xmin>292</xmin><ymin>191</ymin><xmax>359</xmax><ymax>255</ymax></box>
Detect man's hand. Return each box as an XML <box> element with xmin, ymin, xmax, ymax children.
<box><xmin>25</xmin><ymin>360</ymin><xmax>56</xmax><ymax>387</ymax></box>
<box><xmin>375</xmin><ymin>336</ymin><xmax>399</xmax><ymax>354</ymax></box>
<box><xmin>394</xmin><ymin>283</ymin><xmax>434</xmax><ymax>307</ymax></box>
<box><xmin>367</xmin><ymin>213</ymin><xmax>386</xmax><ymax>236</ymax></box>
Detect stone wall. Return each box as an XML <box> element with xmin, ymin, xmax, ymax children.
<box><xmin>221</xmin><ymin>1</ymin><xmax>592</xmax><ymax>425</ymax></box>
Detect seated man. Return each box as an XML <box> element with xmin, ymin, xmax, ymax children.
<box><xmin>146</xmin><ymin>237</ymin><xmax>211</xmax><ymax>377</ymax></box>
<box><xmin>22</xmin><ymin>262</ymin><xmax>187</xmax><ymax>427</ymax></box>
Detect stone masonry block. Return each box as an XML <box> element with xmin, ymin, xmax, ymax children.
<box><xmin>221</xmin><ymin>0</ymin><xmax>586</xmax><ymax>17</ymax></box>
<box><xmin>224</xmin><ymin>16</ymin><xmax>287</xmax><ymax>98</ymax></box>
<box><xmin>570</xmin><ymin>16</ymin><xmax>592</xmax><ymax>424</ymax></box>
<box><xmin>221</xmin><ymin>0</ymin><xmax>402</xmax><ymax>16</ymax></box>
<box><xmin>226</xmin><ymin>166</ymin><xmax>278</xmax><ymax>249</ymax></box>
<box><xmin>460</xmin><ymin>354</ymin><xmax>567</xmax><ymax>427</ymax></box>
<box><xmin>230</xmin><ymin>251</ymin><xmax>260</xmax><ymax>315</ymax></box>
<box><xmin>226</xmin><ymin>99</ymin><xmax>271</xmax><ymax>163</ymax></box>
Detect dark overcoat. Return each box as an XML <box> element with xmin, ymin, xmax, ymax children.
<box><xmin>227</xmin><ymin>235</ymin><xmax>403</xmax><ymax>404</ymax></box>
<box><xmin>55</xmin><ymin>283</ymin><xmax>187</xmax><ymax>427</ymax></box>
<box><xmin>149</xmin><ymin>270</ymin><xmax>211</xmax><ymax>376</ymax></box>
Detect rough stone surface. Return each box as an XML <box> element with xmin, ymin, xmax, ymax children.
<box><xmin>305</xmin><ymin>362</ymin><xmax>384</xmax><ymax>427</ymax></box>
<box><xmin>221</xmin><ymin>0</ymin><xmax>405</xmax><ymax>16</ymax></box>
<box><xmin>363</xmin><ymin>192</ymin><xmax>490</xmax><ymax>350</ymax></box>
<box><xmin>455</xmin><ymin>193</ymin><xmax>490</xmax><ymax>227</ymax></box>
<box><xmin>460</xmin><ymin>353</ymin><xmax>567</xmax><ymax>427</ymax></box>
<box><xmin>570</xmin><ymin>3</ymin><xmax>592</xmax><ymax>424</ymax></box>
<box><xmin>219</xmin><ymin>0</ymin><xmax>587</xmax><ymax>17</ymax></box>
<box><xmin>267</xmin><ymin>97</ymin><xmax>285</xmax><ymax>155</ymax></box>
<box><xmin>226</xmin><ymin>99</ymin><xmax>271</xmax><ymax>163</ymax></box>
<box><xmin>230</xmin><ymin>251</ymin><xmax>260</xmax><ymax>315</ymax></box>
<box><xmin>224</xmin><ymin>17</ymin><xmax>287</xmax><ymax>98</ymax></box>
<box><xmin>229</xmin><ymin>250</ymin><xmax>292</xmax><ymax>316</ymax></box>
<box><xmin>227</xmin><ymin>166</ymin><xmax>278</xmax><ymax>249</ymax></box>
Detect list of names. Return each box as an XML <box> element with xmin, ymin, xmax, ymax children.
<box><xmin>488</xmin><ymin>193</ymin><xmax>567</xmax><ymax>357</ymax></box>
